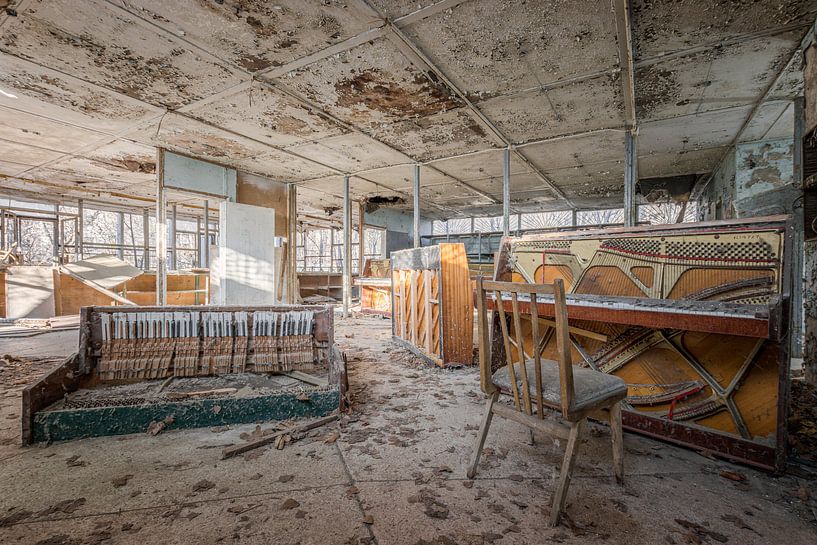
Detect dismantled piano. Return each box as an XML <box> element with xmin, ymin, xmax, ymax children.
<box><xmin>22</xmin><ymin>304</ymin><xmax>344</xmax><ymax>443</ymax></box>
<box><xmin>487</xmin><ymin>216</ymin><xmax>792</xmax><ymax>471</ymax></box>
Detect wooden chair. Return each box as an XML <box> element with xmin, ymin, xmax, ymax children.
<box><xmin>467</xmin><ymin>278</ymin><xmax>627</xmax><ymax>526</ymax></box>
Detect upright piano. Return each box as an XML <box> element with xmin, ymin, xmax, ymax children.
<box><xmin>487</xmin><ymin>216</ymin><xmax>792</xmax><ymax>471</ymax></box>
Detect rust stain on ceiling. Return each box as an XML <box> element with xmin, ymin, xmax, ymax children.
<box><xmin>334</xmin><ymin>69</ymin><xmax>462</xmax><ymax>119</ymax></box>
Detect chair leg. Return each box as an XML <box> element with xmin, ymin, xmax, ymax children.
<box><xmin>549</xmin><ymin>418</ymin><xmax>584</xmax><ymax>527</ymax></box>
<box><xmin>528</xmin><ymin>428</ymin><xmax>536</xmax><ymax>446</ymax></box>
<box><xmin>467</xmin><ymin>390</ymin><xmax>498</xmax><ymax>479</ymax></box>
<box><xmin>609</xmin><ymin>401</ymin><xmax>624</xmax><ymax>484</ymax></box>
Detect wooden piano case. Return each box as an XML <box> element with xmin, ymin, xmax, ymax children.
<box><xmin>489</xmin><ymin>216</ymin><xmax>792</xmax><ymax>471</ymax></box>
<box><xmin>391</xmin><ymin>243</ymin><xmax>473</xmax><ymax>367</ymax></box>
<box><xmin>354</xmin><ymin>258</ymin><xmax>392</xmax><ymax>317</ymax></box>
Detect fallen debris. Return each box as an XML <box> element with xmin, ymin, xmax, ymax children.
<box><xmin>147</xmin><ymin>415</ymin><xmax>175</xmax><ymax>436</ymax></box>
<box><xmin>675</xmin><ymin>518</ymin><xmax>728</xmax><ymax>543</ymax></box>
<box><xmin>221</xmin><ymin>414</ymin><xmax>339</xmax><ymax>459</ymax></box>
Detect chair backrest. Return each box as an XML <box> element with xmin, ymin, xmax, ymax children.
<box><xmin>475</xmin><ymin>277</ymin><xmax>574</xmax><ymax>418</ymax></box>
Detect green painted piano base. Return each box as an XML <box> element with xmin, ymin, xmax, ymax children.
<box><xmin>32</xmin><ymin>389</ymin><xmax>340</xmax><ymax>443</ymax></box>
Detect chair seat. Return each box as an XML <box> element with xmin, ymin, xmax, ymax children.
<box><xmin>492</xmin><ymin>359</ymin><xmax>627</xmax><ymax>415</ymax></box>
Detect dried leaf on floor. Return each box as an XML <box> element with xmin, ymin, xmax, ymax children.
<box><xmin>192</xmin><ymin>479</ymin><xmax>215</xmax><ymax>492</ymax></box>
<box><xmin>111</xmin><ymin>475</ymin><xmax>133</xmax><ymax>487</ymax></box>
<box><xmin>719</xmin><ymin>470</ymin><xmax>746</xmax><ymax>482</ymax></box>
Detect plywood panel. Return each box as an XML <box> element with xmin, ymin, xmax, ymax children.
<box><xmin>6</xmin><ymin>266</ymin><xmax>54</xmax><ymax>319</ymax></box>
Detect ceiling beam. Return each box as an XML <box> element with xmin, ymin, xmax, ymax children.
<box><xmin>612</xmin><ymin>0</ymin><xmax>637</xmax><ymax>129</ymax></box>
<box><xmin>369</xmin><ymin>5</ymin><xmax>573</xmax><ymax>207</ymax></box>
<box><xmin>633</xmin><ymin>19</ymin><xmax>815</xmax><ymax>70</ymax></box>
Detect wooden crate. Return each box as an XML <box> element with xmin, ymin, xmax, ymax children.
<box><xmin>391</xmin><ymin>243</ymin><xmax>473</xmax><ymax>367</ymax></box>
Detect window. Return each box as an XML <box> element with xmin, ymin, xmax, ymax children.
<box><xmin>638</xmin><ymin>202</ymin><xmax>699</xmax><ymax>224</ymax></box>
<box><xmin>297</xmin><ymin>226</ymin><xmax>383</xmax><ymax>274</ymax></box>
<box><xmin>520</xmin><ymin>211</ymin><xmax>571</xmax><ymax>230</ymax></box>
<box><xmin>577</xmin><ymin>209</ymin><xmax>624</xmax><ymax>226</ymax></box>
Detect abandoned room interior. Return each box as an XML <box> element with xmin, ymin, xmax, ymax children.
<box><xmin>2</xmin><ymin>0</ymin><xmax>817</xmax><ymax>543</ymax></box>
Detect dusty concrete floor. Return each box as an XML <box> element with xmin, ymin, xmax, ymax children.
<box><xmin>0</xmin><ymin>315</ymin><xmax>815</xmax><ymax>545</ymax></box>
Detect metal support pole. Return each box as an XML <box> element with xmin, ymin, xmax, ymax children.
<box><xmin>170</xmin><ymin>203</ymin><xmax>177</xmax><ymax>270</ymax></box>
<box><xmin>142</xmin><ymin>209</ymin><xmax>150</xmax><ymax>270</ymax></box>
<box><xmin>413</xmin><ymin>164</ymin><xmax>420</xmax><ymax>248</ymax></box>
<box><xmin>116</xmin><ymin>211</ymin><xmax>124</xmax><ymax>260</ymax></box>
<box><xmin>357</xmin><ymin>200</ymin><xmax>365</xmax><ymax>275</ymax></box>
<box><xmin>330</xmin><ymin>227</ymin><xmax>335</xmax><ymax>272</ymax></box>
<box><xmin>155</xmin><ymin>148</ymin><xmax>167</xmax><ymax>305</ymax></box>
<box><xmin>77</xmin><ymin>199</ymin><xmax>84</xmax><ymax>260</ymax></box>
<box><xmin>503</xmin><ymin>146</ymin><xmax>511</xmax><ymax>237</ymax></box>
<box><xmin>793</xmin><ymin>96</ymin><xmax>805</xmax><ymax>359</ymax></box>
<box><xmin>203</xmin><ymin>200</ymin><xmax>210</xmax><ymax>268</ymax></box>
<box><xmin>342</xmin><ymin>175</ymin><xmax>352</xmax><ymax>317</ymax></box>
<box><xmin>571</xmin><ymin>208</ymin><xmax>578</xmax><ymax>227</ymax></box>
<box><xmin>53</xmin><ymin>204</ymin><xmax>60</xmax><ymax>262</ymax></box>
<box><xmin>516</xmin><ymin>212</ymin><xmax>522</xmax><ymax>236</ymax></box>
<box><xmin>195</xmin><ymin>215</ymin><xmax>202</xmax><ymax>267</ymax></box>
<box><xmin>287</xmin><ymin>184</ymin><xmax>298</xmax><ymax>303</ymax></box>
<box><xmin>624</xmin><ymin>130</ymin><xmax>638</xmax><ymax>227</ymax></box>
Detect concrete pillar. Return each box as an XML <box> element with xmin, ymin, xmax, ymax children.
<box><xmin>116</xmin><ymin>211</ymin><xmax>124</xmax><ymax>260</ymax></box>
<box><xmin>142</xmin><ymin>209</ymin><xmax>150</xmax><ymax>270</ymax></box>
<box><xmin>342</xmin><ymin>176</ymin><xmax>352</xmax><ymax>317</ymax></box>
<box><xmin>413</xmin><ymin>164</ymin><xmax>420</xmax><ymax>248</ymax></box>
<box><xmin>155</xmin><ymin>148</ymin><xmax>167</xmax><ymax>306</ymax></box>
<box><xmin>624</xmin><ymin>130</ymin><xmax>638</xmax><ymax>227</ymax></box>
<box><xmin>503</xmin><ymin>146</ymin><xmax>510</xmax><ymax>237</ymax></box>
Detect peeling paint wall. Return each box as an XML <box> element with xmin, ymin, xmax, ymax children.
<box><xmin>734</xmin><ymin>138</ymin><xmax>796</xmax><ymax>217</ymax></box>
<box><xmin>700</xmin><ymin>148</ymin><xmax>736</xmax><ymax>220</ymax></box>
<box><xmin>701</xmin><ymin>137</ymin><xmax>796</xmax><ymax>220</ymax></box>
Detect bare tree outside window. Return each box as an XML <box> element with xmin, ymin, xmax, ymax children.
<box><xmin>639</xmin><ymin>202</ymin><xmax>698</xmax><ymax>224</ymax></box>
<box><xmin>520</xmin><ymin>211</ymin><xmax>572</xmax><ymax>230</ymax></box>
<box><xmin>577</xmin><ymin>209</ymin><xmax>624</xmax><ymax>226</ymax></box>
